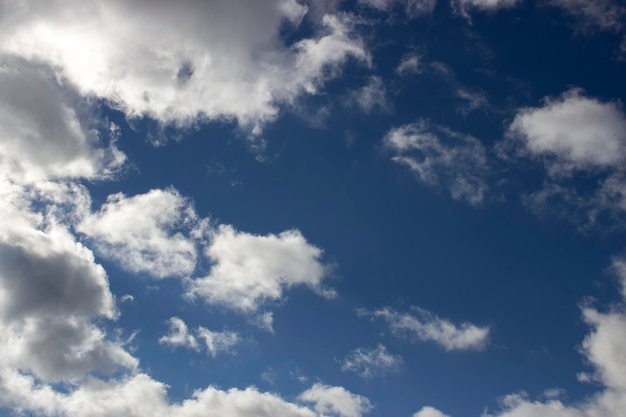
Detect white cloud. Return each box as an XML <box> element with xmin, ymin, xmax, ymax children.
<box><xmin>413</xmin><ymin>406</ymin><xmax>451</xmax><ymax>417</ymax></box>
<box><xmin>298</xmin><ymin>384</ymin><xmax>373</xmax><ymax>417</ymax></box>
<box><xmin>188</xmin><ymin>225</ymin><xmax>334</xmax><ymax>312</ymax></box>
<box><xmin>196</xmin><ymin>327</ymin><xmax>240</xmax><ymax>358</ymax></box>
<box><xmin>0</xmin><ymin>0</ymin><xmax>368</xmax><ymax>135</ymax></box>
<box><xmin>505</xmin><ymin>89</ymin><xmax>626</xmax><ymax>228</ymax></box>
<box><xmin>159</xmin><ymin>317</ymin><xmax>239</xmax><ymax>358</ymax></box>
<box><xmin>0</xmin><ymin>58</ymin><xmax>126</xmax><ymax>183</ymax></box>
<box><xmin>359</xmin><ymin>0</ymin><xmax>437</xmax><ymax>17</ymax></box>
<box><xmin>345</xmin><ymin>76</ymin><xmax>392</xmax><ymax>114</ymax></box>
<box><xmin>341</xmin><ymin>344</ymin><xmax>403</xmax><ymax>378</ymax></box>
<box><xmin>548</xmin><ymin>0</ymin><xmax>626</xmax><ymax>32</ymax></box>
<box><xmin>77</xmin><ymin>189</ymin><xmax>198</xmax><ymax>279</ymax></box>
<box><xmin>506</xmin><ymin>89</ymin><xmax>626</xmax><ymax>176</ymax></box>
<box><xmin>360</xmin><ymin>307</ymin><xmax>490</xmax><ymax>351</ymax></box>
<box><xmin>396</xmin><ymin>53</ymin><xmax>423</xmax><ymax>76</ymax></box>
<box><xmin>452</xmin><ymin>0</ymin><xmax>522</xmax><ymax>14</ymax></box>
<box><xmin>1</xmin><ymin>371</ymin><xmax>367</xmax><ymax>417</ymax></box>
<box><xmin>384</xmin><ymin>120</ymin><xmax>490</xmax><ymax>205</ymax></box>
<box><xmin>159</xmin><ymin>317</ymin><xmax>199</xmax><ymax>351</ymax></box>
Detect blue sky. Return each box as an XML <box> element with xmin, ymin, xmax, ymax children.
<box><xmin>1</xmin><ymin>1</ymin><xmax>626</xmax><ymax>417</ymax></box>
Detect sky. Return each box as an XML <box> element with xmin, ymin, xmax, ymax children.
<box><xmin>1</xmin><ymin>0</ymin><xmax>626</xmax><ymax>416</ymax></box>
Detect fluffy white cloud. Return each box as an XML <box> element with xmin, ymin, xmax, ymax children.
<box><xmin>505</xmin><ymin>89</ymin><xmax>626</xmax><ymax>227</ymax></box>
<box><xmin>159</xmin><ymin>317</ymin><xmax>239</xmax><ymax>358</ymax></box>
<box><xmin>0</xmin><ymin>364</ymin><xmax>374</xmax><ymax>417</ymax></box>
<box><xmin>0</xmin><ymin>0</ymin><xmax>367</xmax><ymax>134</ymax></box>
<box><xmin>341</xmin><ymin>344</ymin><xmax>403</xmax><ymax>378</ymax></box>
<box><xmin>77</xmin><ymin>189</ymin><xmax>198</xmax><ymax>279</ymax></box>
<box><xmin>360</xmin><ymin>307</ymin><xmax>490</xmax><ymax>351</ymax></box>
<box><xmin>0</xmin><ymin>58</ymin><xmax>126</xmax><ymax>183</ymax></box>
<box><xmin>158</xmin><ymin>317</ymin><xmax>199</xmax><ymax>351</ymax></box>
<box><xmin>188</xmin><ymin>225</ymin><xmax>334</xmax><ymax>312</ymax></box>
<box><xmin>507</xmin><ymin>89</ymin><xmax>626</xmax><ymax>176</ymax></box>
<box><xmin>413</xmin><ymin>406</ymin><xmax>451</xmax><ymax>417</ymax></box>
<box><xmin>359</xmin><ymin>0</ymin><xmax>437</xmax><ymax>17</ymax></box>
<box><xmin>298</xmin><ymin>384</ymin><xmax>373</xmax><ymax>417</ymax></box>
<box><xmin>384</xmin><ymin>120</ymin><xmax>490</xmax><ymax>205</ymax></box>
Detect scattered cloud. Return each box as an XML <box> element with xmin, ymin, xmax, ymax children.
<box><xmin>0</xmin><ymin>0</ymin><xmax>368</xmax><ymax>135</ymax></box>
<box><xmin>358</xmin><ymin>0</ymin><xmax>437</xmax><ymax>17</ymax></box>
<box><xmin>345</xmin><ymin>76</ymin><xmax>392</xmax><ymax>114</ymax></box>
<box><xmin>187</xmin><ymin>225</ymin><xmax>334</xmax><ymax>312</ymax></box>
<box><xmin>298</xmin><ymin>383</ymin><xmax>373</xmax><ymax>417</ymax></box>
<box><xmin>452</xmin><ymin>0</ymin><xmax>522</xmax><ymax>15</ymax></box>
<box><xmin>360</xmin><ymin>307</ymin><xmax>490</xmax><ymax>351</ymax></box>
<box><xmin>412</xmin><ymin>257</ymin><xmax>626</xmax><ymax>417</ymax></box>
<box><xmin>504</xmin><ymin>88</ymin><xmax>626</xmax><ymax>229</ymax></box>
<box><xmin>159</xmin><ymin>317</ymin><xmax>199</xmax><ymax>351</ymax></box>
<box><xmin>456</xmin><ymin>88</ymin><xmax>490</xmax><ymax>115</ymax></box>
<box><xmin>341</xmin><ymin>344</ymin><xmax>403</xmax><ymax>378</ymax></box>
<box><xmin>78</xmin><ymin>189</ymin><xmax>199</xmax><ymax>279</ymax></box>
<box><xmin>384</xmin><ymin>120</ymin><xmax>490</xmax><ymax>205</ymax></box>
<box><xmin>548</xmin><ymin>0</ymin><xmax>626</xmax><ymax>33</ymax></box>
<box><xmin>159</xmin><ymin>317</ymin><xmax>240</xmax><ymax>357</ymax></box>
<box><xmin>396</xmin><ymin>53</ymin><xmax>423</xmax><ymax>77</ymax></box>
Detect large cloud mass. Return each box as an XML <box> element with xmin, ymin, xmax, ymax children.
<box><xmin>0</xmin><ymin>0</ymin><xmax>368</xmax><ymax>134</ymax></box>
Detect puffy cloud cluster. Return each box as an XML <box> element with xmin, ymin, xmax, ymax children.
<box><xmin>360</xmin><ymin>306</ymin><xmax>490</xmax><ymax>351</ymax></box>
<box><xmin>384</xmin><ymin>120</ymin><xmax>490</xmax><ymax>205</ymax></box>
<box><xmin>0</xmin><ymin>0</ymin><xmax>368</xmax><ymax>135</ymax></box>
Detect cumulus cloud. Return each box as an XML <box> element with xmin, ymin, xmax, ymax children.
<box><xmin>188</xmin><ymin>225</ymin><xmax>334</xmax><ymax>312</ymax></box>
<box><xmin>0</xmin><ymin>0</ymin><xmax>368</xmax><ymax>135</ymax></box>
<box><xmin>359</xmin><ymin>0</ymin><xmax>437</xmax><ymax>17</ymax></box>
<box><xmin>384</xmin><ymin>120</ymin><xmax>490</xmax><ymax>205</ymax></box>
<box><xmin>0</xmin><ymin>191</ymin><xmax>136</xmax><ymax>383</ymax></box>
<box><xmin>360</xmin><ymin>307</ymin><xmax>490</xmax><ymax>351</ymax></box>
<box><xmin>0</xmin><ymin>58</ymin><xmax>126</xmax><ymax>183</ymax></box>
<box><xmin>298</xmin><ymin>384</ymin><xmax>373</xmax><ymax>417</ymax></box>
<box><xmin>504</xmin><ymin>89</ymin><xmax>626</xmax><ymax>228</ymax></box>
<box><xmin>413</xmin><ymin>406</ymin><xmax>451</xmax><ymax>417</ymax></box>
<box><xmin>0</xmin><ymin>369</ymin><xmax>374</xmax><ymax>417</ymax></box>
<box><xmin>77</xmin><ymin>189</ymin><xmax>198</xmax><ymax>279</ymax></box>
<box><xmin>506</xmin><ymin>89</ymin><xmax>626</xmax><ymax>175</ymax></box>
<box><xmin>159</xmin><ymin>317</ymin><xmax>239</xmax><ymax>357</ymax></box>
<box><xmin>341</xmin><ymin>344</ymin><xmax>403</xmax><ymax>378</ymax></box>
